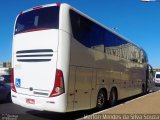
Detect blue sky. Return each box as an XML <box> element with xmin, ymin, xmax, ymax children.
<box><xmin>0</xmin><ymin>0</ymin><xmax>160</xmax><ymax>68</ymax></box>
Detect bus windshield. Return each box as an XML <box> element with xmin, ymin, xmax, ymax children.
<box><xmin>15</xmin><ymin>6</ymin><xmax>59</xmax><ymax>34</ymax></box>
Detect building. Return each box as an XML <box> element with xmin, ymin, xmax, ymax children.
<box><xmin>3</xmin><ymin>62</ymin><xmax>11</xmax><ymax>68</ymax></box>
<box><xmin>0</xmin><ymin>62</ymin><xmax>11</xmax><ymax>75</ymax></box>
<box><xmin>0</xmin><ymin>62</ymin><xmax>11</xmax><ymax>68</ymax></box>
<box><xmin>0</xmin><ymin>68</ymin><xmax>9</xmax><ymax>75</ymax></box>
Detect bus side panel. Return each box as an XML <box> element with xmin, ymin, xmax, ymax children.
<box><xmin>69</xmin><ymin>38</ymin><xmax>94</xmax><ymax>111</ymax></box>
<box><xmin>67</xmin><ymin>66</ymin><xmax>76</xmax><ymax>111</ymax></box>
<box><xmin>56</xmin><ymin>30</ymin><xmax>71</xmax><ymax>112</ymax></box>
<box><xmin>74</xmin><ymin>67</ymin><xmax>92</xmax><ymax>111</ymax></box>
<box><xmin>90</xmin><ymin>69</ymin><xmax>97</xmax><ymax>108</ymax></box>
<box><xmin>67</xmin><ymin>65</ymin><xmax>97</xmax><ymax>111</ymax></box>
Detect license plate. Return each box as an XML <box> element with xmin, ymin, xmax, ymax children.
<box><xmin>26</xmin><ymin>98</ymin><xmax>35</xmax><ymax>104</ymax></box>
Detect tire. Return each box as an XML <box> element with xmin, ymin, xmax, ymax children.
<box><xmin>96</xmin><ymin>90</ymin><xmax>107</xmax><ymax>109</ymax></box>
<box><xmin>6</xmin><ymin>92</ymin><xmax>11</xmax><ymax>102</ymax></box>
<box><xmin>109</xmin><ymin>88</ymin><xmax>117</xmax><ymax>106</ymax></box>
<box><xmin>142</xmin><ymin>84</ymin><xmax>146</xmax><ymax>95</ymax></box>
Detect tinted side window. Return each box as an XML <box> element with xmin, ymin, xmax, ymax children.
<box><xmin>70</xmin><ymin>10</ymin><xmax>104</xmax><ymax>51</ymax></box>
<box><xmin>70</xmin><ymin>10</ymin><xmax>91</xmax><ymax>48</ymax></box>
<box><xmin>91</xmin><ymin>23</ymin><xmax>104</xmax><ymax>52</ymax></box>
<box><xmin>104</xmin><ymin>30</ymin><xmax>128</xmax><ymax>47</ymax></box>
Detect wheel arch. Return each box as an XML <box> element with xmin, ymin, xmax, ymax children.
<box><xmin>96</xmin><ymin>87</ymin><xmax>108</xmax><ymax>101</ymax></box>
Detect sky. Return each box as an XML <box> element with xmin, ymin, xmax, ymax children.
<box><xmin>0</xmin><ymin>0</ymin><xmax>160</xmax><ymax>68</ymax></box>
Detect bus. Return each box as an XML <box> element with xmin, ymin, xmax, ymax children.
<box><xmin>11</xmin><ymin>3</ymin><xmax>148</xmax><ymax>112</ymax></box>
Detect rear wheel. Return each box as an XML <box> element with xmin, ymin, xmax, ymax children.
<box><xmin>109</xmin><ymin>88</ymin><xmax>117</xmax><ymax>106</ymax></box>
<box><xmin>142</xmin><ymin>84</ymin><xmax>146</xmax><ymax>94</ymax></box>
<box><xmin>96</xmin><ymin>90</ymin><xmax>107</xmax><ymax>109</ymax></box>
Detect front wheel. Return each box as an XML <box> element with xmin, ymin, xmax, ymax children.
<box><xmin>142</xmin><ymin>84</ymin><xmax>146</xmax><ymax>95</ymax></box>
<box><xmin>96</xmin><ymin>90</ymin><xmax>107</xmax><ymax>109</ymax></box>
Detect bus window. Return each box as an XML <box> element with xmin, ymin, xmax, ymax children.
<box><xmin>70</xmin><ymin>10</ymin><xmax>91</xmax><ymax>48</ymax></box>
<box><xmin>15</xmin><ymin>6</ymin><xmax>59</xmax><ymax>34</ymax></box>
<box><xmin>70</xmin><ymin>10</ymin><xmax>104</xmax><ymax>52</ymax></box>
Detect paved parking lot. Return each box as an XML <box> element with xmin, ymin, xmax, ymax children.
<box><xmin>83</xmin><ymin>86</ymin><xmax>160</xmax><ymax>120</ymax></box>
<box><xmin>0</xmin><ymin>86</ymin><xmax>160</xmax><ymax>120</ymax></box>
<box><xmin>96</xmin><ymin>91</ymin><xmax>160</xmax><ymax>114</ymax></box>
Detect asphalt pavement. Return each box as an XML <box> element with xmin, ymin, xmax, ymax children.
<box><xmin>0</xmin><ymin>86</ymin><xmax>159</xmax><ymax>120</ymax></box>
<box><xmin>0</xmin><ymin>101</ymin><xmax>98</xmax><ymax>120</ymax></box>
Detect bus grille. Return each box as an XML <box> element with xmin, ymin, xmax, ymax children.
<box><xmin>16</xmin><ymin>49</ymin><xmax>53</xmax><ymax>62</ymax></box>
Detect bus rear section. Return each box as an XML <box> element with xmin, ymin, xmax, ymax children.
<box><xmin>11</xmin><ymin>5</ymin><xmax>67</xmax><ymax>112</ymax></box>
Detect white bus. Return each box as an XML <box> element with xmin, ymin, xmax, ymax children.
<box><xmin>11</xmin><ymin>3</ymin><xmax>148</xmax><ymax>112</ymax></box>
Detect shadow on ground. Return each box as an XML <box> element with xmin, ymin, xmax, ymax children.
<box><xmin>24</xmin><ymin>93</ymin><xmax>152</xmax><ymax>120</ymax></box>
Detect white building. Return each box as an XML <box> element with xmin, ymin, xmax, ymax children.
<box><xmin>0</xmin><ymin>67</ymin><xmax>9</xmax><ymax>76</ymax></box>
<box><xmin>0</xmin><ymin>62</ymin><xmax>11</xmax><ymax>75</ymax></box>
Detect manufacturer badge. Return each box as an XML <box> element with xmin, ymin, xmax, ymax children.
<box><xmin>29</xmin><ymin>87</ymin><xmax>33</xmax><ymax>91</ymax></box>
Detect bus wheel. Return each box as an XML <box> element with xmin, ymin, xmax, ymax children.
<box><xmin>142</xmin><ymin>84</ymin><xmax>146</xmax><ymax>94</ymax></box>
<box><xmin>96</xmin><ymin>90</ymin><xmax>107</xmax><ymax>109</ymax></box>
<box><xmin>109</xmin><ymin>88</ymin><xmax>117</xmax><ymax>106</ymax></box>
